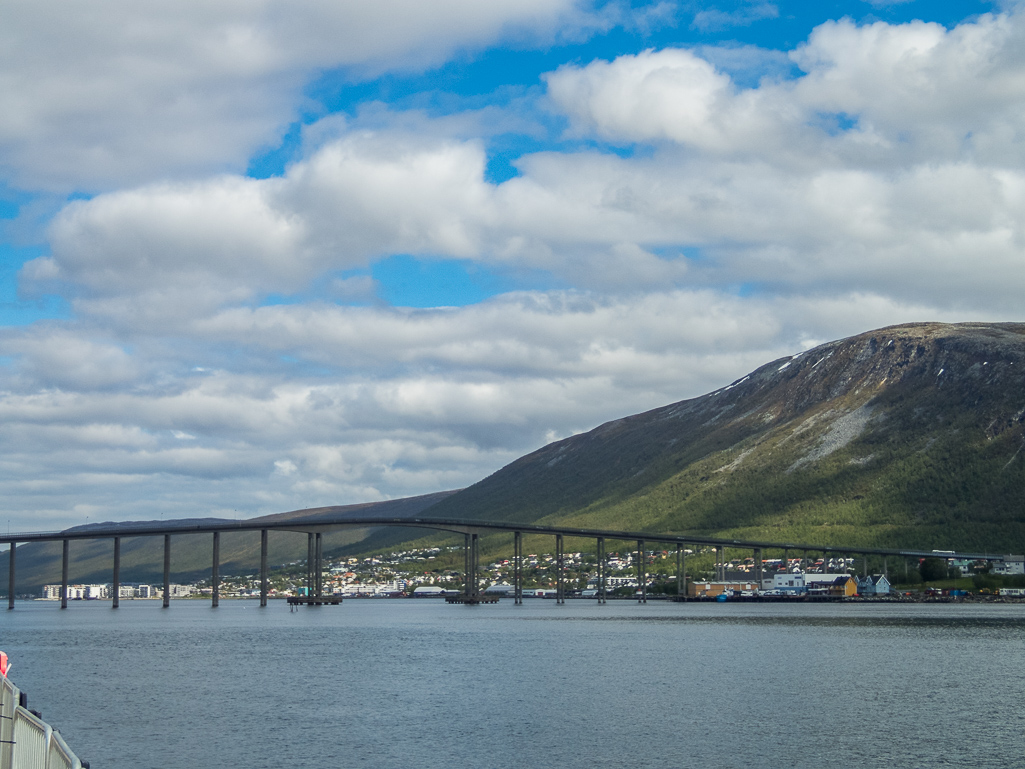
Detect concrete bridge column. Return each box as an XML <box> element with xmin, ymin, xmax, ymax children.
<box><xmin>556</xmin><ymin>534</ymin><xmax>564</xmax><ymax>604</ymax></box>
<box><xmin>471</xmin><ymin>533</ymin><xmax>479</xmax><ymax>598</ymax></box>
<box><xmin>7</xmin><ymin>542</ymin><xmax>14</xmax><ymax>610</ymax></box>
<box><xmin>513</xmin><ymin>531</ymin><xmax>522</xmax><ymax>605</ymax></box>
<box><xmin>212</xmin><ymin>532</ymin><xmax>220</xmax><ymax>608</ymax></box>
<box><xmin>315</xmin><ymin>533</ymin><xmax>323</xmax><ymax>598</ymax></box>
<box><xmin>112</xmin><ymin>537</ymin><xmax>120</xmax><ymax>609</ymax></box>
<box><xmin>597</xmin><ymin>537</ymin><xmax>605</xmax><ymax>604</ymax></box>
<box><xmin>163</xmin><ymin>534</ymin><xmax>171</xmax><ymax>608</ymax></box>
<box><xmin>676</xmin><ymin>545</ymin><xmax>687</xmax><ymax>601</ymax></box>
<box><xmin>260</xmin><ymin>529</ymin><xmax>268</xmax><ymax>607</ymax></box>
<box><xmin>61</xmin><ymin>539</ymin><xmax>69</xmax><ymax>609</ymax></box>
<box><xmin>823</xmin><ymin>551</ymin><xmax>830</xmax><ymax>575</ymax></box>
<box><xmin>306</xmin><ymin>533</ymin><xmax>315</xmax><ymax>597</ymax></box>
<box><xmin>637</xmin><ymin>539</ymin><xmax>646</xmax><ymax>604</ymax></box>
<box><xmin>754</xmin><ymin>548</ymin><xmax>762</xmax><ymax>589</ymax></box>
<box><xmin>461</xmin><ymin>533</ymin><xmax>480</xmax><ymax>598</ymax></box>
<box><xmin>783</xmin><ymin>548</ymin><xmax>789</xmax><ymax>574</ymax></box>
<box><xmin>863</xmin><ymin>554</ymin><xmax>868</xmax><ymax>579</ymax></box>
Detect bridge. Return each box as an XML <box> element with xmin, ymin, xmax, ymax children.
<box><xmin>0</xmin><ymin>512</ymin><xmax>1005</xmax><ymax>608</ymax></box>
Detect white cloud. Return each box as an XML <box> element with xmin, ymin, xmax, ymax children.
<box><xmin>691</xmin><ymin>3</ymin><xmax>779</xmax><ymax>33</ymax></box>
<box><xmin>0</xmin><ymin>0</ymin><xmax>600</xmax><ymax>191</ymax></box>
<box><xmin>548</xmin><ymin>12</ymin><xmax>1025</xmax><ymax>168</ymax></box>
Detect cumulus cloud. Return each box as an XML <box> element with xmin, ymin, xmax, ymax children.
<box><xmin>0</xmin><ymin>0</ymin><xmax>601</xmax><ymax>191</ymax></box>
<box><xmin>30</xmin><ymin>10</ymin><xmax>1025</xmax><ymax>325</ymax></box>
<box><xmin>548</xmin><ymin>12</ymin><xmax>1025</xmax><ymax>167</ymax></box>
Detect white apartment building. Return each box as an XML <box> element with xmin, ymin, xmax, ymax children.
<box><xmin>41</xmin><ymin>584</ymin><xmax>108</xmax><ymax>599</ymax></box>
<box><xmin>992</xmin><ymin>555</ymin><xmax>1025</xmax><ymax>576</ymax></box>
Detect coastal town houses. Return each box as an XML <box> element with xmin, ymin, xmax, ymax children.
<box><xmin>858</xmin><ymin>574</ymin><xmax>891</xmax><ymax>596</ymax></box>
<box><xmin>992</xmin><ymin>555</ymin><xmax>1025</xmax><ymax>576</ymax></box>
<box><xmin>804</xmin><ymin>574</ymin><xmax>858</xmax><ymax>597</ymax></box>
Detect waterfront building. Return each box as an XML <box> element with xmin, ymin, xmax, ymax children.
<box><xmin>857</xmin><ymin>574</ymin><xmax>891</xmax><ymax>596</ymax></box>
<box><xmin>41</xmin><ymin>584</ymin><xmax>109</xmax><ymax>599</ymax></box>
<box><xmin>688</xmin><ymin>580</ymin><xmax>760</xmax><ymax>597</ymax></box>
<box><xmin>772</xmin><ymin>572</ymin><xmax>807</xmax><ymax>594</ymax></box>
<box><xmin>805</xmin><ymin>575</ymin><xmax>858</xmax><ymax>596</ymax></box>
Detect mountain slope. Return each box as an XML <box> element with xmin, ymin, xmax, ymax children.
<box><xmin>425</xmin><ymin>323</ymin><xmax>1025</xmax><ymax>552</ymax></box>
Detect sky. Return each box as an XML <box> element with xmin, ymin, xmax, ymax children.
<box><xmin>0</xmin><ymin>0</ymin><xmax>1020</xmax><ymax>532</ymax></box>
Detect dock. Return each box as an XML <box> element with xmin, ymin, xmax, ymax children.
<box><xmin>445</xmin><ymin>593</ymin><xmax>500</xmax><ymax>605</ymax></box>
<box><xmin>287</xmin><ymin>595</ymin><xmax>343</xmax><ymax>608</ymax></box>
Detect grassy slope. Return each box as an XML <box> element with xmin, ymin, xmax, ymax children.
<box><xmin>427</xmin><ymin>323</ymin><xmax>1025</xmax><ymax>554</ymax></box>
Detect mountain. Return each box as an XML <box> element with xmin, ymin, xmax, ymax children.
<box><xmin>0</xmin><ymin>491</ymin><xmax>456</xmax><ymax>593</ymax></box>
<box><xmin>424</xmin><ymin>322</ymin><xmax>1025</xmax><ymax>553</ymax></box>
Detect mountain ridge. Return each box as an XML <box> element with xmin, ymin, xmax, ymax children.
<box><xmin>423</xmin><ymin>322</ymin><xmax>1025</xmax><ymax>552</ymax></box>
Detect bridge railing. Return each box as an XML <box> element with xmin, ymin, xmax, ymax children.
<box><xmin>1</xmin><ymin>676</ymin><xmax>16</xmax><ymax>768</ymax></box>
<box><xmin>0</xmin><ymin>676</ymin><xmax>85</xmax><ymax>769</ymax></box>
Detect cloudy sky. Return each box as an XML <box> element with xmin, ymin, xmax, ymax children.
<box><xmin>0</xmin><ymin>0</ymin><xmax>1019</xmax><ymax>531</ymax></box>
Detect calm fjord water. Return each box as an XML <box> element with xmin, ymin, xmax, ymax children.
<box><xmin>2</xmin><ymin>599</ymin><xmax>1023</xmax><ymax>769</ymax></box>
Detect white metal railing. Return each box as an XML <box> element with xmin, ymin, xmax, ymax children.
<box><xmin>0</xmin><ymin>677</ymin><xmax>17</xmax><ymax>768</ymax></box>
<box><xmin>11</xmin><ymin>709</ymin><xmax>48</xmax><ymax>769</ymax></box>
<box><xmin>0</xmin><ymin>677</ymin><xmax>84</xmax><ymax>769</ymax></box>
<box><xmin>45</xmin><ymin>733</ymin><xmax>76</xmax><ymax>769</ymax></box>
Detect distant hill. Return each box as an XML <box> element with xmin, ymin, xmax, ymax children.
<box><xmin>424</xmin><ymin>323</ymin><xmax>1025</xmax><ymax>553</ymax></box>
<box><xmin>0</xmin><ymin>491</ymin><xmax>456</xmax><ymax>594</ymax></box>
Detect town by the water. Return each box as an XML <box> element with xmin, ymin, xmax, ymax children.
<box><xmin>41</xmin><ymin>547</ymin><xmax>1025</xmax><ymax>603</ymax></box>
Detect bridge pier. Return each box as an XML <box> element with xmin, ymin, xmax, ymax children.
<box><xmin>676</xmin><ymin>544</ymin><xmax>687</xmax><ymax>601</ymax></box>
<box><xmin>212</xmin><ymin>532</ymin><xmax>220</xmax><ymax>608</ymax></box>
<box><xmin>260</xmin><ymin>529</ymin><xmax>268</xmax><ymax>607</ymax></box>
<box><xmin>163</xmin><ymin>534</ymin><xmax>171</xmax><ymax>608</ymax></box>
<box><xmin>513</xmin><ymin>531</ymin><xmax>522</xmax><ymax>605</ymax></box>
<box><xmin>112</xmin><ymin>537</ymin><xmax>120</xmax><ymax>609</ymax></box>
<box><xmin>823</xmin><ymin>551</ymin><xmax>830</xmax><ymax>575</ymax></box>
<box><xmin>637</xmin><ymin>539</ymin><xmax>646</xmax><ymax>603</ymax></box>
<box><xmin>7</xmin><ymin>542</ymin><xmax>14</xmax><ymax>610</ymax></box>
<box><xmin>315</xmin><ymin>533</ymin><xmax>323</xmax><ymax>598</ymax></box>
<box><xmin>754</xmin><ymin>547</ymin><xmax>762</xmax><ymax>589</ymax></box>
<box><xmin>783</xmin><ymin>547</ymin><xmax>789</xmax><ymax>575</ymax></box>
<box><xmin>61</xmin><ymin>539</ymin><xmax>69</xmax><ymax>609</ymax></box>
<box><xmin>556</xmin><ymin>534</ymin><xmax>564</xmax><ymax>604</ymax></box>
<box><xmin>306</xmin><ymin>533</ymin><xmax>314</xmax><ymax>597</ymax></box>
<box><xmin>471</xmin><ymin>533</ymin><xmax>479</xmax><ymax>598</ymax></box>
<box><xmin>597</xmin><ymin>536</ymin><xmax>606</xmax><ymax>604</ymax></box>
<box><xmin>461</xmin><ymin>532</ymin><xmax>480</xmax><ymax>599</ymax></box>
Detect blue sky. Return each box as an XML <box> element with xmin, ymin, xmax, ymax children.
<box><xmin>0</xmin><ymin>0</ymin><xmax>1020</xmax><ymax>530</ymax></box>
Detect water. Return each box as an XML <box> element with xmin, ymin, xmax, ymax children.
<box><xmin>2</xmin><ymin>598</ymin><xmax>1023</xmax><ymax>768</ymax></box>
